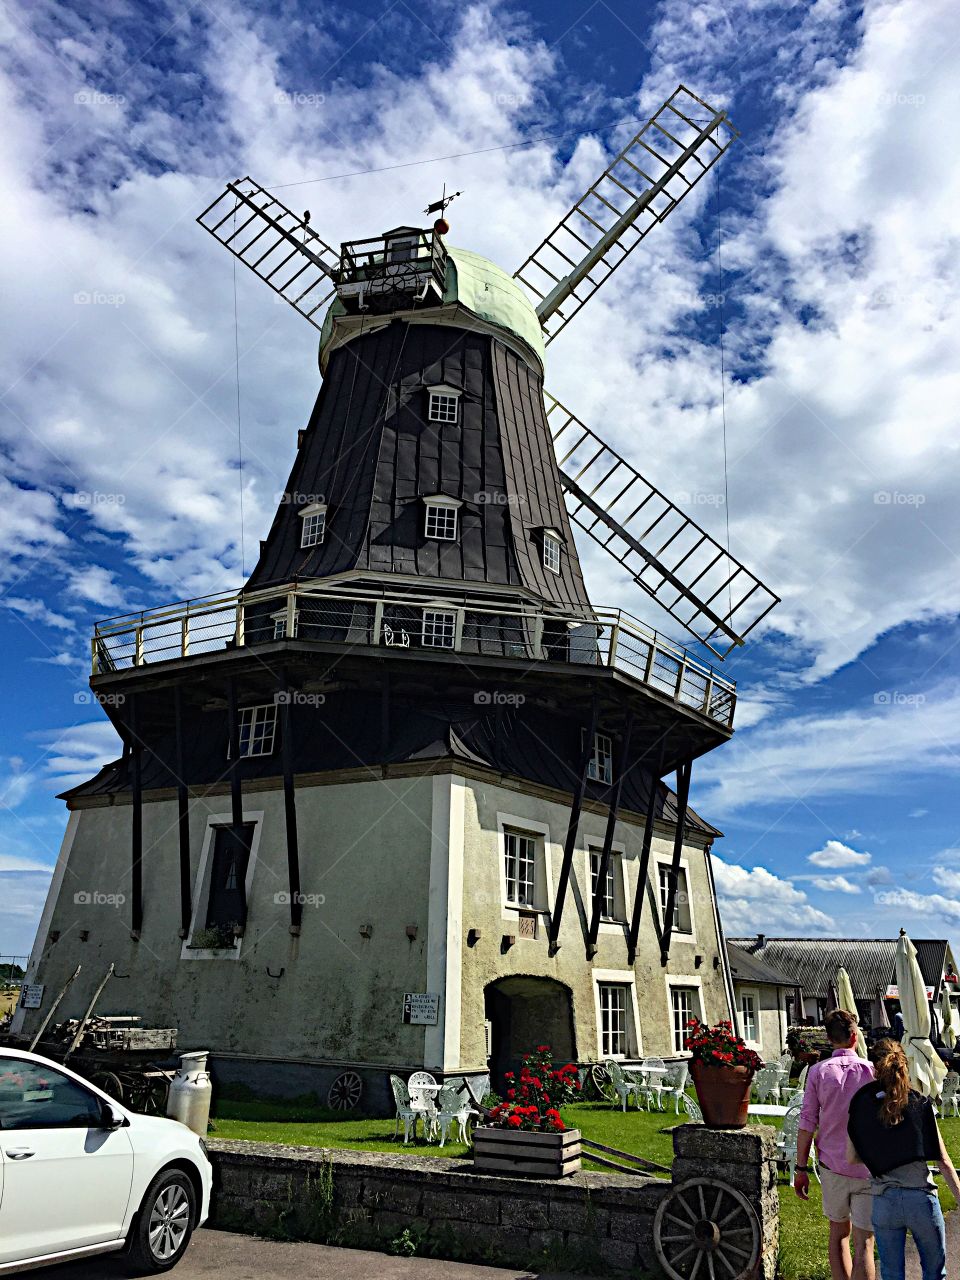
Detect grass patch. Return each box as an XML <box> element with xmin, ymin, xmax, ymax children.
<box><xmin>210</xmin><ymin>1094</ymin><xmax>960</xmax><ymax>1280</ymax></box>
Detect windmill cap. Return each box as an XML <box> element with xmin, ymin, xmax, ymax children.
<box><xmin>319</xmin><ymin>245</ymin><xmax>545</xmax><ymax>372</ymax></box>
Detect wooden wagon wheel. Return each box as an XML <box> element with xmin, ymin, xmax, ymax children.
<box><xmin>89</xmin><ymin>1070</ymin><xmax>124</xmax><ymax>1101</ymax></box>
<box><xmin>126</xmin><ymin>1074</ymin><xmax>168</xmax><ymax>1115</ymax></box>
<box><xmin>654</xmin><ymin>1179</ymin><xmax>761</xmax><ymax>1280</ymax></box>
<box><xmin>589</xmin><ymin>1062</ymin><xmax>612</xmax><ymax>1099</ymax></box>
<box><xmin>327</xmin><ymin>1070</ymin><xmax>363</xmax><ymax>1110</ymax></box>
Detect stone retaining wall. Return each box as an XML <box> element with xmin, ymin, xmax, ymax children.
<box><xmin>208</xmin><ymin>1124</ymin><xmax>779</xmax><ymax>1277</ymax></box>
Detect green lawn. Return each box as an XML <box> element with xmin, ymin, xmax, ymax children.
<box><xmin>209</xmin><ymin>1095</ymin><xmax>960</xmax><ymax>1280</ymax></box>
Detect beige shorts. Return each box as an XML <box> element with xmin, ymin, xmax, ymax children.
<box><xmin>820</xmin><ymin>1168</ymin><xmax>874</xmax><ymax>1232</ymax></box>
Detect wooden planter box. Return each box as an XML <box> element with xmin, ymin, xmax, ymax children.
<box><xmin>472</xmin><ymin>1126</ymin><xmax>581</xmax><ymax>1177</ymax></box>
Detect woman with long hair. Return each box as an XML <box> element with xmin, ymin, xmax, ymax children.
<box><xmin>847</xmin><ymin>1038</ymin><xmax>960</xmax><ymax>1280</ymax></box>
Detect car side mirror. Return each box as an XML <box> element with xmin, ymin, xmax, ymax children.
<box><xmin>100</xmin><ymin>1101</ymin><xmax>125</xmax><ymax>1130</ymax></box>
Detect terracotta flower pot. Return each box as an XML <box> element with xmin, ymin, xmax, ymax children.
<box><xmin>690</xmin><ymin>1060</ymin><xmax>753</xmax><ymax>1129</ymax></box>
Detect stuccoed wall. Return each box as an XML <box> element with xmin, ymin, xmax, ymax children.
<box><xmin>459</xmin><ymin>775</ymin><xmax>731</xmax><ymax>1069</ymax></box>
<box><xmin>19</xmin><ymin>776</ymin><xmax>437</xmax><ymax>1067</ymax></box>
<box><xmin>757</xmin><ymin>986</ymin><xmax>788</xmax><ymax>1061</ymax></box>
<box><xmin>19</xmin><ymin>764</ymin><xmax>731</xmax><ymax>1080</ymax></box>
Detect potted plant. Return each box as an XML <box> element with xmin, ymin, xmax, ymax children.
<box><xmin>684</xmin><ymin>1018</ymin><xmax>763</xmax><ymax>1129</ymax></box>
<box><xmin>787</xmin><ymin>1025</ymin><xmax>831</xmax><ymax>1067</ymax></box>
<box><xmin>473</xmin><ymin>1045</ymin><xmax>582</xmax><ymax>1177</ymax></box>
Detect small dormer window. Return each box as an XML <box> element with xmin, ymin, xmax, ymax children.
<box><xmin>422</xmin><ymin>494</ymin><xmax>461</xmax><ymax>541</ymax></box>
<box><xmin>299</xmin><ymin>502</ymin><xmax>327</xmax><ymax>549</ymax></box>
<box><xmin>427</xmin><ymin>384</ymin><xmax>462</xmax><ymax>424</ymax></box>
<box><xmin>543</xmin><ymin>530</ymin><xmax>562</xmax><ymax>574</ymax></box>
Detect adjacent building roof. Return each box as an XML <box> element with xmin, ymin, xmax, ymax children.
<box><xmin>728</xmin><ymin>936</ymin><xmax>953</xmax><ymax>1001</ymax></box>
<box><xmin>726</xmin><ymin>942</ymin><xmax>798</xmax><ymax>989</ymax></box>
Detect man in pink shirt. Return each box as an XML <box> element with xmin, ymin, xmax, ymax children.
<box><xmin>796</xmin><ymin>1009</ymin><xmax>876</xmax><ymax>1280</ymax></box>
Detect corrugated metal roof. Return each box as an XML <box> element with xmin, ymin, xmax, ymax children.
<box><xmin>726</xmin><ymin>942</ymin><xmax>798</xmax><ymax>988</ymax></box>
<box><xmin>728</xmin><ymin>937</ymin><xmax>952</xmax><ymax>1000</ymax></box>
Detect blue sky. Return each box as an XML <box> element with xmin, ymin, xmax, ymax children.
<box><xmin>2</xmin><ymin>0</ymin><xmax>960</xmax><ymax>955</ymax></box>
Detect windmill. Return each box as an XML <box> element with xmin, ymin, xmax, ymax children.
<box><xmin>197</xmin><ymin>84</ymin><xmax>778</xmax><ymax>661</ymax></box>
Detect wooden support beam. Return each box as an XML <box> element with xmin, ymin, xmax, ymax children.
<box><xmin>660</xmin><ymin>758</ymin><xmax>692</xmax><ymax>967</ymax></box>
<box><xmin>548</xmin><ymin>698</ymin><xmax>599</xmax><ymax>954</ymax></box>
<box><xmin>586</xmin><ymin>713</ymin><xmax>634</xmax><ymax>958</ymax></box>
<box><xmin>174</xmin><ymin>687</ymin><xmax>192</xmax><ymax>939</ymax></box>
<box><xmin>226</xmin><ymin>677</ymin><xmax>248</xmax><ymax>927</ymax></box>
<box><xmin>129</xmin><ymin>696</ymin><xmax>143</xmax><ymax>939</ymax></box>
<box><xmin>279</xmin><ymin>671</ymin><xmax>302</xmax><ymax>934</ymax></box>
<box><xmin>627</xmin><ymin>738</ymin><xmax>667</xmax><ymax>965</ymax></box>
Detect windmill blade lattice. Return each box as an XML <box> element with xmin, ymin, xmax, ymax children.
<box><xmin>514</xmin><ymin>85</ymin><xmax>737</xmax><ymax>344</ymax></box>
<box><xmin>544</xmin><ymin>393</ymin><xmax>779</xmax><ymax>658</ymax></box>
<box><xmin>197</xmin><ymin>177</ymin><xmax>339</xmax><ymax>329</ymax></box>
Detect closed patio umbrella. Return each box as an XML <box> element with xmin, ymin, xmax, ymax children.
<box><xmin>827</xmin><ymin>981</ymin><xmax>840</xmax><ymax>1012</ymax></box>
<box><xmin>895</xmin><ymin>931</ymin><xmax>947</xmax><ymax>1098</ymax></box>
<box><xmin>875</xmin><ymin>988</ymin><xmax>891</xmax><ymax>1030</ymax></box>
<box><xmin>941</xmin><ymin>985</ymin><xmax>959</xmax><ymax>1046</ymax></box>
<box><xmin>836</xmin><ymin>967</ymin><xmax>868</xmax><ymax>1058</ymax></box>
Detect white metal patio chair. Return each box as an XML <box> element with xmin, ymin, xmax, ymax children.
<box><xmin>604</xmin><ymin>1059</ymin><xmax>640</xmax><ymax>1112</ymax></box>
<box><xmin>660</xmin><ymin>1062</ymin><xmax>690</xmax><ymax>1114</ymax></box>
<box><xmin>753</xmin><ymin>1066</ymin><xmax>782</xmax><ymax>1105</ymax></box>
<box><xmin>389</xmin><ymin>1074</ymin><xmax>420</xmax><ymax>1144</ymax></box>
<box><xmin>638</xmin><ymin>1057</ymin><xmax>668</xmax><ymax>1110</ymax></box>
<box><xmin>435</xmin><ymin>1085</ymin><xmax>477</xmax><ymax>1147</ymax></box>
<box><xmin>682</xmin><ymin>1094</ymin><xmax>703</xmax><ymax>1123</ymax></box>
<box><xmin>938</xmin><ymin>1071</ymin><xmax>960</xmax><ymax>1118</ymax></box>
<box><xmin>778</xmin><ymin>1098</ymin><xmax>818</xmax><ymax>1183</ymax></box>
<box><xmin>407</xmin><ymin>1070</ymin><xmax>440</xmax><ymax>1139</ymax></box>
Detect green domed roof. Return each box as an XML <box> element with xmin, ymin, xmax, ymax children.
<box><xmin>319</xmin><ymin>245</ymin><xmax>545</xmax><ymax>368</ymax></box>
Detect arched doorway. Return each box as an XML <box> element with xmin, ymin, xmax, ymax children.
<box><xmin>484</xmin><ymin>976</ymin><xmax>576</xmax><ymax>1091</ymax></box>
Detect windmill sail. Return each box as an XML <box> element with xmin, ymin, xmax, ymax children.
<box><xmin>196</xmin><ymin>177</ymin><xmax>338</xmax><ymax>328</ymax></box>
<box><xmin>514</xmin><ymin>85</ymin><xmax>736</xmax><ymax>343</ymax></box>
<box><xmin>544</xmin><ymin>393</ymin><xmax>779</xmax><ymax>658</ymax></box>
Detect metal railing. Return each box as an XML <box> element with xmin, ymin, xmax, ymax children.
<box><xmin>91</xmin><ymin>584</ymin><xmax>736</xmax><ymax>727</ymax></box>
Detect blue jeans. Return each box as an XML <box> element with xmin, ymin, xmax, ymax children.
<box><xmin>871</xmin><ymin>1187</ymin><xmax>946</xmax><ymax>1280</ymax></box>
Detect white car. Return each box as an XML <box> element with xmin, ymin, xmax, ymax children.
<box><xmin>0</xmin><ymin>1046</ymin><xmax>211</xmax><ymax>1274</ymax></box>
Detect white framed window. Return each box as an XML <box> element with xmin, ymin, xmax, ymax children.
<box><xmin>503</xmin><ymin>830</ymin><xmax>538</xmax><ymax>907</ymax></box>
<box><xmin>658</xmin><ymin>862</ymin><xmax>693</xmax><ymax>935</ymax></box>
<box><xmin>427</xmin><ymin>389</ymin><xmax>461</xmax><ymax>424</ymax></box>
<box><xmin>740</xmin><ymin>989</ymin><xmax>760</xmax><ymax>1045</ymax></box>
<box><xmin>543</xmin><ymin>530</ymin><xmax>562</xmax><ymax>574</ymax></box>
<box><xmin>181</xmin><ymin>810</ymin><xmax>264</xmax><ymax>962</ymax></box>
<box><xmin>590</xmin><ymin>847</ymin><xmax>618</xmax><ymax>920</ymax></box>
<box><xmin>235</xmin><ymin>704</ymin><xmax>277</xmax><ymax>757</ymax></box>
<box><xmin>669</xmin><ymin>982</ymin><xmax>704</xmax><ymax>1054</ymax></box>
<box><xmin>425</xmin><ymin>503</ymin><xmax>458</xmax><ymax>540</ymax></box>
<box><xmin>587</xmin><ymin>732</ymin><xmax>613</xmax><ymax>784</ymax></box>
<box><xmin>422</xmin><ymin>608</ymin><xmax>456</xmax><ymax>649</ymax></box>
<box><xmin>272</xmin><ymin>610</ymin><xmax>299</xmax><ymax>639</ymax></box>
<box><xmin>599</xmin><ymin>983</ymin><xmax>628</xmax><ymax>1058</ymax></box>
<box><xmin>593</xmin><ymin>970</ymin><xmax>641</xmax><ymax>1060</ymax></box>
<box><xmin>299</xmin><ymin>503</ymin><xmax>326</xmax><ymax>548</ymax></box>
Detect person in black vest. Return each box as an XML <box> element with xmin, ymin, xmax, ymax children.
<box><xmin>846</xmin><ymin>1039</ymin><xmax>960</xmax><ymax>1280</ymax></box>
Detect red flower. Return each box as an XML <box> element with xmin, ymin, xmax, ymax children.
<box><xmin>506</xmin><ymin>1088</ymin><xmax>516</xmax><ymax>1099</ymax></box>
<box><xmin>507</xmin><ymin>1114</ymin><xmax>522</xmax><ymax>1128</ymax></box>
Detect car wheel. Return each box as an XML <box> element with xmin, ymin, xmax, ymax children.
<box><xmin>124</xmin><ymin>1168</ymin><xmax>196</xmax><ymax>1274</ymax></box>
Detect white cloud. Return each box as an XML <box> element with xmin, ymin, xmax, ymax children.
<box><xmin>712</xmin><ymin>853</ymin><xmax>833</xmax><ymax>934</ymax></box>
<box><xmin>810</xmin><ymin>874</ymin><xmax>861</xmax><ymax>895</ymax></box>
<box><xmin>873</xmin><ymin>885</ymin><xmax>960</xmax><ymax>929</ymax></box>
<box><xmin>38</xmin><ymin>721</ymin><xmax>123</xmax><ymax>793</ymax></box>
<box><xmin>66</xmin><ymin>565</ymin><xmax>124</xmax><ymax>607</ymax></box>
<box><xmin>808</xmin><ymin>840</ymin><xmax>872</xmax><ymax>869</ymax></box>
<box><xmin>932</xmin><ymin>867</ymin><xmax>960</xmax><ymax>895</ymax></box>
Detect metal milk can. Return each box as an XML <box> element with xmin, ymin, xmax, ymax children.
<box><xmin>165</xmin><ymin>1049</ymin><xmax>212</xmax><ymax>1136</ymax></box>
